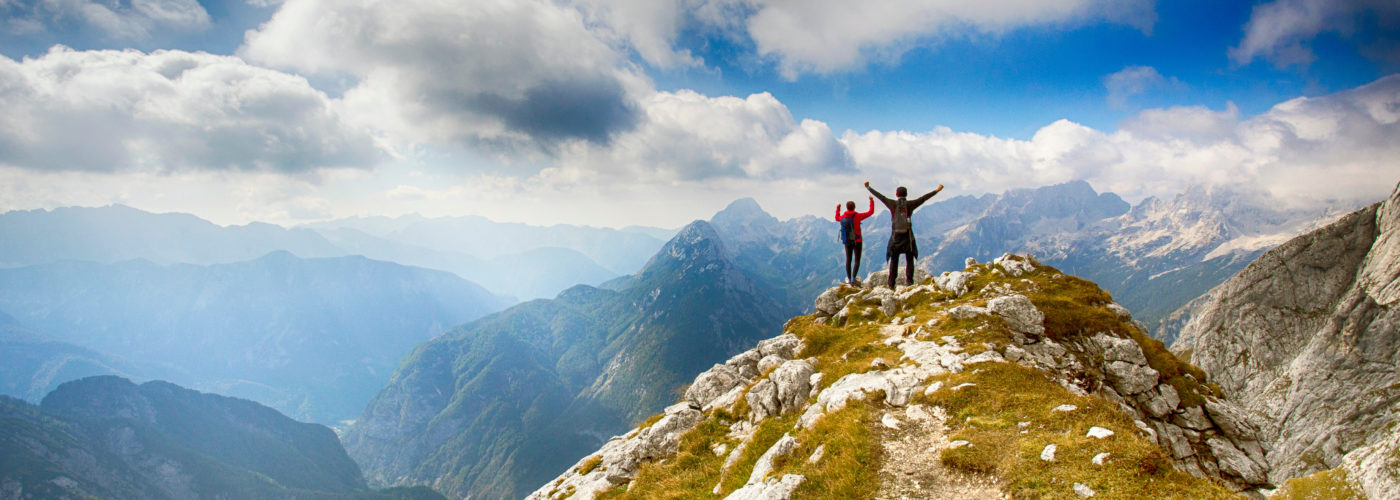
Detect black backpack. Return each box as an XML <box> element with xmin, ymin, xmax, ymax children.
<box><xmin>892</xmin><ymin>198</ymin><xmax>911</xmax><ymax>234</ymax></box>
<box><xmin>839</xmin><ymin>215</ymin><xmax>856</xmax><ymax>245</ymax></box>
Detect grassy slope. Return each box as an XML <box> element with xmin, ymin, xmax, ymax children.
<box><xmin>580</xmin><ymin>259</ymin><xmax>1242</xmax><ymax>499</ymax></box>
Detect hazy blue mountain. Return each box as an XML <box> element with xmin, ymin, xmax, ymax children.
<box><xmin>0</xmin><ymin>252</ymin><xmax>510</xmax><ymax>424</ymax></box>
<box><xmin>0</xmin><ymin>205</ymin><xmax>343</xmax><ymax>267</ymax></box>
<box><xmin>311</xmin><ymin>214</ymin><xmax>671</xmax><ymax>275</ymax></box>
<box><xmin>1</xmin><ymin>376</ymin><xmax>447</xmax><ymax>500</ymax></box>
<box><xmin>0</xmin><ymin>311</ymin><xmax>143</xmax><ymax>402</ymax></box>
<box><xmin>314</xmin><ymin>226</ymin><xmax>618</xmax><ymax>301</ymax></box>
<box><xmin>343</xmin><ymin>220</ymin><xmax>788</xmax><ymax>499</ymax></box>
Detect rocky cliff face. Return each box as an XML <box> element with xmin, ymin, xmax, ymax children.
<box><xmin>1172</xmin><ymin>183</ymin><xmax>1400</xmax><ymax>489</ymax></box>
<box><xmin>528</xmin><ymin>255</ymin><xmax>1273</xmax><ymax>499</ymax></box>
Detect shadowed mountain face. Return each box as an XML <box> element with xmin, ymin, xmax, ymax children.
<box><xmin>343</xmin><ymin>221</ymin><xmax>789</xmax><ymax>499</ymax></box>
<box><xmin>0</xmin><ymin>252</ymin><xmax>510</xmax><ymax>425</ymax></box>
<box><xmin>0</xmin><ymin>376</ymin><xmax>453</xmax><ymax>500</ymax></box>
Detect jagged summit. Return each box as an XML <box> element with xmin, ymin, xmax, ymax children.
<box><xmin>528</xmin><ymin>255</ymin><xmax>1273</xmax><ymax>499</ymax></box>
<box><xmin>1172</xmin><ymin>181</ymin><xmax>1400</xmax><ymax>495</ymax></box>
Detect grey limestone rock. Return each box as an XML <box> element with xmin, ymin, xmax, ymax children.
<box><xmin>987</xmin><ymin>294</ymin><xmax>1045</xmax><ymax>336</ymax></box>
<box><xmin>992</xmin><ymin>253</ymin><xmax>1036</xmax><ymax>277</ymax></box>
<box><xmin>1341</xmin><ymin>430</ymin><xmax>1400</xmax><ymax>500</ymax></box>
<box><xmin>687</xmin><ymin>364</ymin><xmax>745</xmax><ymax>408</ymax></box>
<box><xmin>746</xmin><ymin>434</ymin><xmax>798</xmax><ymax>486</ymax></box>
<box><xmin>948</xmin><ymin>304</ymin><xmax>988</xmax><ymax>320</ymax></box>
<box><xmin>757</xmin><ymin>334</ymin><xmax>803</xmax><ymax>360</ymax></box>
<box><xmin>1105</xmin><ymin>360</ymin><xmax>1159</xmax><ymax>395</ymax></box>
<box><xmin>935</xmin><ymin>271</ymin><xmax>971</xmax><ymax>296</ymax></box>
<box><xmin>723</xmin><ymin>474</ymin><xmax>805</xmax><ymax>500</ymax></box>
<box><xmin>813</xmin><ymin>287</ymin><xmax>846</xmax><ymax>316</ymax></box>
<box><xmin>1171</xmin><ymin>182</ymin><xmax>1400</xmax><ymax>486</ymax></box>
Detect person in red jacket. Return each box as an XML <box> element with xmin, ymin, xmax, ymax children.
<box><xmin>836</xmin><ymin>196</ymin><xmax>876</xmax><ymax>285</ymax></box>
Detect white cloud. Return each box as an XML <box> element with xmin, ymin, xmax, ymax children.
<box><xmin>573</xmin><ymin>0</ymin><xmax>701</xmax><ymax>69</ymax></box>
<box><xmin>241</xmin><ymin>0</ymin><xmax>647</xmax><ymax>155</ymax></box>
<box><xmin>729</xmin><ymin>0</ymin><xmax>1155</xmax><ymax>79</ymax></box>
<box><xmin>845</xmin><ymin>74</ymin><xmax>1400</xmax><ymax>209</ymax></box>
<box><xmin>1230</xmin><ymin>0</ymin><xmax>1400</xmax><ymax>67</ymax></box>
<box><xmin>4</xmin><ymin>0</ymin><xmax>211</xmax><ymax>40</ymax></box>
<box><xmin>552</xmin><ymin>90</ymin><xmax>853</xmax><ymax>183</ymax></box>
<box><xmin>0</xmin><ymin>46</ymin><xmax>380</xmax><ymax>173</ymax></box>
<box><xmin>1104</xmin><ymin>65</ymin><xmax>1182</xmax><ymax>107</ymax></box>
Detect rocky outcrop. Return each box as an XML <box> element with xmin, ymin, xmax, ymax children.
<box><xmin>1171</xmin><ymin>183</ymin><xmax>1400</xmax><ymax>488</ymax></box>
<box><xmin>530</xmin><ymin>254</ymin><xmax>1277</xmax><ymax>499</ymax></box>
<box><xmin>529</xmin><ymin>334</ymin><xmax>810</xmax><ymax>500</ymax></box>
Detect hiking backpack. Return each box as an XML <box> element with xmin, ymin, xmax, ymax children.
<box><xmin>839</xmin><ymin>215</ymin><xmax>856</xmax><ymax>245</ymax></box>
<box><xmin>892</xmin><ymin>198</ymin><xmax>911</xmax><ymax>233</ymax></box>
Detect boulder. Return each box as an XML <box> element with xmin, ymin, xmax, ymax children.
<box><xmin>813</xmin><ymin>288</ymin><xmax>847</xmax><ymax>316</ymax></box>
<box><xmin>1105</xmin><ymin>360</ymin><xmax>1159</xmax><ymax>395</ymax></box>
<box><xmin>1206</xmin><ymin>437</ymin><xmax>1268</xmax><ymax>486</ymax></box>
<box><xmin>987</xmin><ymin>294</ymin><xmax>1045</xmax><ymax>336</ymax></box>
<box><xmin>757</xmin><ymin>334</ymin><xmax>803</xmax><ymax>360</ymax></box>
<box><xmin>746</xmin><ymin>434</ymin><xmax>798</xmax><ymax>485</ymax></box>
<box><xmin>686</xmin><ymin>364</ymin><xmax>745</xmax><ymax>408</ymax></box>
<box><xmin>935</xmin><ymin>271</ymin><xmax>970</xmax><ymax>296</ymax></box>
<box><xmin>1094</xmin><ymin>334</ymin><xmax>1148</xmax><ymax>365</ymax></box>
<box><xmin>948</xmin><ymin>305</ymin><xmax>989</xmax><ymax>320</ymax></box>
<box><xmin>771</xmin><ymin>360</ymin><xmax>815</xmax><ymax>413</ymax></box>
<box><xmin>724</xmin><ymin>474</ymin><xmax>805</xmax><ymax>500</ymax></box>
<box><xmin>992</xmin><ymin>253</ymin><xmax>1036</xmax><ymax>277</ymax></box>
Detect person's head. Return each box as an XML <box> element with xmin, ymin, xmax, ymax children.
<box><xmin>846</xmin><ymin>201</ymin><xmax>856</xmax><ymax>211</ymax></box>
<box><xmin>896</xmin><ymin>186</ymin><xmax>908</xmax><ymax>198</ymax></box>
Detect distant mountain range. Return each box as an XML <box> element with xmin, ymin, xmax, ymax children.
<box><xmin>0</xmin><ymin>205</ymin><xmax>673</xmax><ymax>302</ymax></box>
<box><xmin>0</xmin><ymin>252</ymin><xmax>509</xmax><ymax>425</ymax></box>
<box><xmin>343</xmin><ymin>221</ymin><xmax>789</xmax><ymax>499</ymax></box>
<box><xmin>0</xmin><ymin>376</ymin><xmax>445</xmax><ymax>499</ymax></box>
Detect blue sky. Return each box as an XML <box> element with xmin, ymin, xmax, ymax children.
<box><xmin>1</xmin><ymin>0</ymin><xmax>1397</xmax><ymax>227</ymax></box>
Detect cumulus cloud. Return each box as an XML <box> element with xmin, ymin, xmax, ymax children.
<box><xmin>723</xmin><ymin>0</ymin><xmax>1155</xmax><ymax>79</ymax></box>
<box><xmin>0</xmin><ymin>46</ymin><xmax>380</xmax><ymax>173</ymax></box>
<box><xmin>240</xmin><ymin>0</ymin><xmax>646</xmax><ymax>155</ymax></box>
<box><xmin>2</xmin><ymin>0</ymin><xmax>211</xmax><ymax>40</ymax></box>
<box><xmin>550</xmin><ymin>90</ymin><xmax>853</xmax><ymax>183</ymax></box>
<box><xmin>1231</xmin><ymin>0</ymin><xmax>1400</xmax><ymax>67</ymax></box>
<box><xmin>1103</xmin><ymin>65</ymin><xmax>1182</xmax><ymax>107</ymax></box>
<box><xmin>844</xmin><ymin>74</ymin><xmax>1400</xmax><ymax>208</ymax></box>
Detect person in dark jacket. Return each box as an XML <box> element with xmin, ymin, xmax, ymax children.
<box><xmin>836</xmin><ymin>196</ymin><xmax>876</xmax><ymax>284</ymax></box>
<box><xmin>865</xmin><ymin>181</ymin><xmax>944</xmax><ymax>290</ymax></box>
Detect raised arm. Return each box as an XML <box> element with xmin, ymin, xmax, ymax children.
<box><xmin>865</xmin><ymin>182</ymin><xmax>894</xmax><ymax>209</ymax></box>
<box><xmin>908</xmin><ymin>184</ymin><xmax>944</xmax><ymax>211</ymax></box>
<box><xmin>834</xmin><ymin>204</ymin><xmax>842</xmax><ymax>222</ymax></box>
<box><xmin>859</xmin><ymin>196</ymin><xmax>875</xmax><ymax>218</ymax></box>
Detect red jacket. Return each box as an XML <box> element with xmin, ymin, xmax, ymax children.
<box><xmin>835</xmin><ymin>198</ymin><xmax>876</xmax><ymax>242</ymax></box>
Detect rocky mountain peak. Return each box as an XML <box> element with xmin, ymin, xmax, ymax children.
<box><xmin>710</xmin><ymin>198</ymin><xmax>783</xmax><ymax>245</ymax></box>
<box><xmin>1171</xmin><ymin>181</ymin><xmax>1400</xmax><ymax>490</ymax></box>
<box><xmin>637</xmin><ymin>220</ymin><xmax>731</xmax><ymax>278</ymax></box>
<box><xmin>528</xmin><ymin>254</ymin><xmax>1274</xmax><ymax>499</ymax></box>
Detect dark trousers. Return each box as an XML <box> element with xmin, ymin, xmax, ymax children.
<box><xmin>844</xmin><ymin>242</ymin><xmax>863</xmax><ymax>282</ymax></box>
<box><xmin>888</xmin><ymin>252</ymin><xmax>914</xmax><ymax>289</ymax></box>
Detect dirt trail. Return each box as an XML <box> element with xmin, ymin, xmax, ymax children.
<box><xmin>874</xmin><ymin>403</ymin><xmax>1007</xmax><ymax>500</ymax></box>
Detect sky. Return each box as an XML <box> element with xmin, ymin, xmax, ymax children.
<box><xmin>0</xmin><ymin>0</ymin><xmax>1397</xmax><ymax>229</ymax></box>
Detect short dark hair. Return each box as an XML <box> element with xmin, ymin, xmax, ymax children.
<box><xmin>846</xmin><ymin>201</ymin><xmax>855</xmax><ymax>210</ymax></box>
<box><xmin>896</xmin><ymin>186</ymin><xmax>908</xmax><ymax>197</ymax></box>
